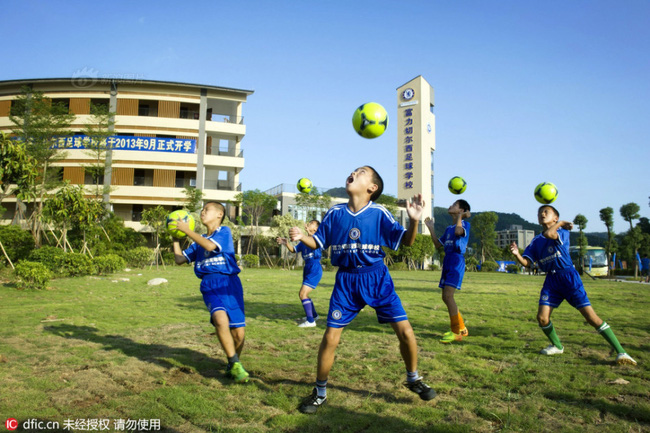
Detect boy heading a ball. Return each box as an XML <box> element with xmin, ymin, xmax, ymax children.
<box><xmin>424</xmin><ymin>199</ymin><xmax>471</xmax><ymax>343</ymax></box>
<box><xmin>289</xmin><ymin>165</ymin><xmax>436</xmax><ymax>414</ymax></box>
<box><xmin>171</xmin><ymin>202</ymin><xmax>251</xmax><ymax>382</ymax></box>
<box><xmin>509</xmin><ymin>205</ymin><xmax>636</xmax><ymax>366</ymax></box>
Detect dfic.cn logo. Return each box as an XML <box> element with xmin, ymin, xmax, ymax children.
<box><xmin>5</xmin><ymin>418</ymin><xmax>18</xmax><ymax>431</ymax></box>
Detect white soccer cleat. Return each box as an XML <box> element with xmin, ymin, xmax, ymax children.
<box><xmin>301</xmin><ymin>315</ymin><xmax>320</xmax><ymax>322</ymax></box>
<box><xmin>540</xmin><ymin>344</ymin><xmax>564</xmax><ymax>355</ymax></box>
<box><xmin>297</xmin><ymin>320</ymin><xmax>317</xmax><ymax>328</ymax></box>
<box><xmin>616</xmin><ymin>353</ymin><xmax>637</xmax><ymax>366</ymax></box>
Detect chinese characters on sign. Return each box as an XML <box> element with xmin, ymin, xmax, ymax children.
<box><xmin>403</xmin><ymin>108</ymin><xmax>414</xmax><ymax>190</ymax></box>
<box><xmin>51</xmin><ymin>135</ymin><xmax>196</xmax><ymax>154</ymax></box>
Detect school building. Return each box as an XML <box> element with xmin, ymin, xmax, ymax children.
<box><xmin>0</xmin><ymin>78</ymin><xmax>253</xmax><ymax>229</ymax></box>
<box><xmin>495</xmin><ymin>225</ymin><xmax>536</xmax><ymax>250</ymax></box>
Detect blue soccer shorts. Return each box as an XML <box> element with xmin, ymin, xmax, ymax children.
<box><xmin>200</xmin><ymin>273</ymin><xmax>246</xmax><ymax>328</ymax></box>
<box><xmin>539</xmin><ymin>268</ymin><xmax>591</xmax><ymax>309</ymax></box>
<box><xmin>327</xmin><ymin>262</ymin><xmax>408</xmax><ymax>328</ymax></box>
<box><xmin>439</xmin><ymin>253</ymin><xmax>465</xmax><ymax>290</ymax></box>
<box><xmin>302</xmin><ymin>260</ymin><xmax>323</xmax><ymax>289</ymax></box>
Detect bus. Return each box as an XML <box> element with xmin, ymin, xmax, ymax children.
<box><xmin>569</xmin><ymin>246</ymin><xmax>609</xmax><ymax>277</ymax></box>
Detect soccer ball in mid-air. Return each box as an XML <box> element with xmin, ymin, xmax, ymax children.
<box><xmin>448</xmin><ymin>176</ymin><xmax>467</xmax><ymax>195</ymax></box>
<box><xmin>167</xmin><ymin>210</ymin><xmax>195</xmax><ymax>238</ymax></box>
<box><xmin>534</xmin><ymin>182</ymin><xmax>558</xmax><ymax>204</ymax></box>
<box><xmin>297</xmin><ymin>178</ymin><xmax>313</xmax><ymax>193</ymax></box>
<box><xmin>352</xmin><ymin>102</ymin><xmax>388</xmax><ymax>139</ymax></box>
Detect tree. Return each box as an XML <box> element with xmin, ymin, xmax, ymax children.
<box><xmin>9</xmin><ymin>86</ymin><xmax>74</xmax><ymax>246</ymax></box>
<box><xmin>234</xmin><ymin>190</ymin><xmax>277</xmax><ymax>255</ymax></box>
<box><xmin>599</xmin><ymin>207</ymin><xmax>615</xmax><ymax>277</ymax></box>
<box><xmin>398</xmin><ymin>234</ymin><xmax>434</xmax><ymax>270</ymax></box>
<box><xmin>0</xmin><ymin>131</ymin><xmax>38</xmax><ymax>217</ymax></box>
<box><xmin>573</xmin><ymin>214</ymin><xmax>588</xmax><ymax>272</ymax></box>
<box><xmin>141</xmin><ymin>206</ymin><xmax>170</xmax><ymax>268</ymax></box>
<box><xmin>294</xmin><ymin>187</ymin><xmax>332</xmax><ymax>221</ymax></box>
<box><xmin>375</xmin><ymin>194</ymin><xmax>399</xmax><ymax>219</ymax></box>
<box><xmin>271</xmin><ymin>213</ymin><xmax>302</xmax><ymax>269</ymax></box>
<box><xmin>183</xmin><ymin>186</ymin><xmax>204</xmax><ymax>213</ymax></box>
<box><xmin>81</xmin><ymin>102</ymin><xmax>115</xmax><ymax>200</ymax></box>
<box><xmin>620</xmin><ymin>202</ymin><xmax>641</xmax><ymax>277</ymax></box>
<box><xmin>472</xmin><ymin>212</ymin><xmax>499</xmax><ymax>263</ymax></box>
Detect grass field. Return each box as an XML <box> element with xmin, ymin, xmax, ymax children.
<box><xmin>1</xmin><ymin>266</ymin><xmax>649</xmax><ymax>433</ymax></box>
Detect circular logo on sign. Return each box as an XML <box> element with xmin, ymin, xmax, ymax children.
<box><xmin>332</xmin><ymin>310</ymin><xmax>342</xmax><ymax>320</ymax></box>
<box><xmin>402</xmin><ymin>88</ymin><xmax>415</xmax><ymax>100</ymax></box>
<box><xmin>349</xmin><ymin>228</ymin><xmax>360</xmax><ymax>240</ymax></box>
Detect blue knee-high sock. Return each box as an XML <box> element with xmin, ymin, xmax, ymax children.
<box><xmin>302</xmin><ymin>299</ymin><xmax>315</xmax><ymax>322</ymax></box>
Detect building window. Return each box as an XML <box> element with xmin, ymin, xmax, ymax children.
<box><xmin>134</xmin><ymin>169</ymin><xmax>145</xmax><ymax>186</ymax></box>
<box><xmin>132</xmin><ymin>204</ymin><xmax>143</xmax><ymax>222</ymax></box>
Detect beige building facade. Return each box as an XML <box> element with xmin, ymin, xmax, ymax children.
<box><xmin>0</xmin><ymin>78</ymin><xmax>253</xmax><ymax>230</ymax></box>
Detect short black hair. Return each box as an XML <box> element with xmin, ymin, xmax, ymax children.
<box><xmin>204</xmin><ymin>201</ymin><xmax>226</xmax><ymax>222</ymax></box>
<box><xmin>456</xmin><ymin>199</ymin><xmax>471</xmax><ymax>213</ymax></box>
<box><xmin>366</xmin><ymin>165</ymin><xmax>384</xmax><ymax>201</ymax></box>
<box><xmin>538</xmin><ymin>205</ymin><xmax>559</xmax><ymax>218</ymax></box>
<box><xmin>309</xmin><ymin>219</ymin><xmax>320</xmax><ymax>227</ymax></box>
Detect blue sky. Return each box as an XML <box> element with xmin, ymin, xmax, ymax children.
<box><xmin>3</xmin><ymin>1</ymin><xmax>649</xmax><ymax>233</ymax></box>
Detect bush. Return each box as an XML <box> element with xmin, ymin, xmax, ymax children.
<box><xmin>428</xmin><ymin>263</ymin><xmax>440</xmax><ymax>271</ymax></box>
<box><xmin>480</xmin><ymin>260</ymin><xmax>499</xmax><ymax>272</ymax></box>
<box><xmin>121</xmin><ymin>246</ymin><xmax>154</xmax><ymax>268</ymax></box>
<box><xmin>321</xmin><ymin>258</ymin><xmax>334</xmax><ymax>271</ymax></box>
<box><xmin>506</xmin><ymin>264</ymin><xmax>520</xmax><ymax>274</ymax></box>
<box><xmin>242</xmin><ymin>254</ymin><xmax>259</xmax><ymax>268</ymax></box>
<box><xmin>0</xmin><ymin>225</ymin><xmax>35</xmax><ymax>264</ymax></box>
<box><xmin>55</xmin><ymin>252</ymin><xmax>96</xmax><ymax>277</ymax></box>
<box><xmin>389</xmin><ymin>261</ymin><xmax>408</xmax><ymax>271</ymax></box>
<box><xmin>28</xmin><ymin>246</ymin><xmax>66</xmax><ymax>272</ymax></box>
<box><xmin>14</xmin><ymin>260</ymin><xmax>52</xmax><ymax>290</ymax></box>
<box><xmin>93</xmin><ymin>254</ymin><xmax>126</xmax><ymax>275</ymax></box>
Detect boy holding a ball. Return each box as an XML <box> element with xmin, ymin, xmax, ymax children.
<box><xmin>171</xmin><ymin>201</ymin><xmax>251</xmax><ymax>382</ymax></box>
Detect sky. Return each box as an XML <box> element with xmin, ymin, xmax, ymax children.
<box><xmin>2</xmin><ymin>0</ymin><xmax>649</xmax><ymax>233</ymax></box>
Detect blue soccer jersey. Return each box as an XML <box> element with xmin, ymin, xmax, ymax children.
<box><xmin>295</xmin><ymin>242</ymin><xmax>322</xmax><ymax>263</ymax></box>
<box><xmin>438</xmin><ymin>220</ymin><xmax>470</xmax><ymax>290</ymax></box>
<box><xmin>183</xmin><ymin>226</ymin><xmax>240</xmax><ymax>279</ymax></box>
<box><xmin>523</xmin><ymin>228</ymin><xmax>574</xmax><ymax>273</ymax></box>
<box><xmin>313</xmin><ymin>202</ymin><xmax>405</xmax><ymax>269</ymax></box>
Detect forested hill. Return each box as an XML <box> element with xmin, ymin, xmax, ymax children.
<box><xmin>323</xmin><ymin>188</ymin><xmax>608</xmax><ymax>247</ymax></box>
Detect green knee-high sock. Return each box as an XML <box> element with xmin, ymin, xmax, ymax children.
<box><xmin>540</xmin><ymin>322</ymin><xmax>563</xmax><ymax>349</ymax></box>
<box><xmin>597</xmin><ymin>322</ymin><xmax>626</xmax><ymax>354</ymax></box>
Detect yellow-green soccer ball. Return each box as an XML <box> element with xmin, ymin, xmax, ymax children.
<box><xmin>448</xmin><ymin>176</ymin><xmax>467</xmax><ymax>195</ymax></box>
<box><xmin>166</xmin><ymin>210</ymin><xmax>195</xmax><ymax>238</ymax></box>
<box><xmin>534</xmin><ymin>182</ymin><xmax>558</xmax><ymax>204</ymax></box>
<box><xmin>352</xmin><ymin>102</ymin><xmax>389</xmax><ymax>139</ymax></box>
<box><xmin>297</xmin><ymin>177</ymin><xmax>313</xmax><ymax>193</ymax></box>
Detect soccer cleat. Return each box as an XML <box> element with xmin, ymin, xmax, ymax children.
<box><xmin>225</xmin><ymin>364</ymin><xmax>233</xmax><ymax>378</ymax></box>
<box><xmin>616</xmin><ymin>353</ymin><xmax>637</xmax><ymax>366</ymax></box>
<box><xmin>404</xmin><ymin>378</ymin><xmax>437</xmax><ymax>401</ymax></box>
<box><xmin>229</xmin><ymin>362</ymin><xmax>249</xmax><ymax>383</ymax></box>
<box><xmin>459</xmin><ymin>328</ymin><xmax>469</xmax><ymax>337</ymax></box>
<box><xmin>298</xmin><ymin>319</ymin><xmax>317</xmax><ymax>328</ymax></box>
<box><xmin>440</xmin><ymin>331</ymin><xmax>463</xmax><ymax>344</ymax></box>
<box><xmin>540</xmin><ymin>344</ymin><xmax>564</xmax><ymax>355</ymax></box>
<box><xmin>298</xmin><ymin>388</ymin><xmax>327</xmax><ymax>414</ymax></box>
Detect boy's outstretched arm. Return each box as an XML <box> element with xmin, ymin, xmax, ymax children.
<box><xmin>173</xmin><ymin>240</ymin><xmax>188</xmax><ymax>265</ymax></box>
<box><xmin>290</xmin><ymin>227</ymin><xmax>318</xmax><ymax>249</ymax></box>
<box><xmin>453</xmin><ymin>210</ymin><xmax>471</xmax><ymax>237</ymax></box>
<box><xmin>509</xmin><ymin>242</ymin><xmax>531</xmax><ymax>267</ymax></box>
<box><xmin>424</xmin><ymin>217</ymin><xmax>443</xmax><ymax>249</ymax></box>
<box><xmin>403</xmin><ymin>194</ymin><xmax>424</xmax><ymax>247</ymax></box>
<box><xmin>276</xmin><ymin>237</ymin><xmax>296</xmax><ymax>253</ymax></box>
<box><xmin>542</xmin><ymin>220</ymin><xmax>573</xmax><ymax>240</ymax></box>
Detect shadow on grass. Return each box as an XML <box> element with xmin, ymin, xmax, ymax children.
<box><xmin>544</xmin><ymin>391</ymin><xmax>650</xmax><ymax>423</ymax></box>
<box><xmin>44</xmin><ymin>324</ymin><xmax>229</xmax><ymax>384</ymax></box>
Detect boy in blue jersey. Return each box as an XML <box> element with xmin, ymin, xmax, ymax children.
<box><xmin>172</xmin><ymin>202</ymin><xmax>251</xmax><ymax>382</ymax></box>
<box><xmin>424</xmin><ymin>199</ymin><xmax>471</xmax><ymax>343</ymax></box>
<box><xmin>510</xmin><ymin>205</ymin><xmax>636</xmax><ymax>365</ymax></box>
<box><xmin>289</xmin><ymin>166</ymin><xmax>437</xmax><ymax>414</ymax></box>
<box><xmin>277</xmin><ymin>219</ymin><xmax>323</xmax><ymax>328</ymax></box>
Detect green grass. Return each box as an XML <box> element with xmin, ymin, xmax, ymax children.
<box><xmin>1</xmin><ymin>267</ymin><xmax>648</xmax><ymax>432</ymax></box>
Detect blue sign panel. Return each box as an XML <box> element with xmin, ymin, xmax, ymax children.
<box><xmin>51</xmin><ymin>135</ymin><xmax>197</xmax><ymax>154</ymax></box>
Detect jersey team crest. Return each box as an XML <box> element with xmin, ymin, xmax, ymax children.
<box><xmin>349</xmin><ymin>228</ymin><xmax>361</xmax><ymax>240</ymax></box>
